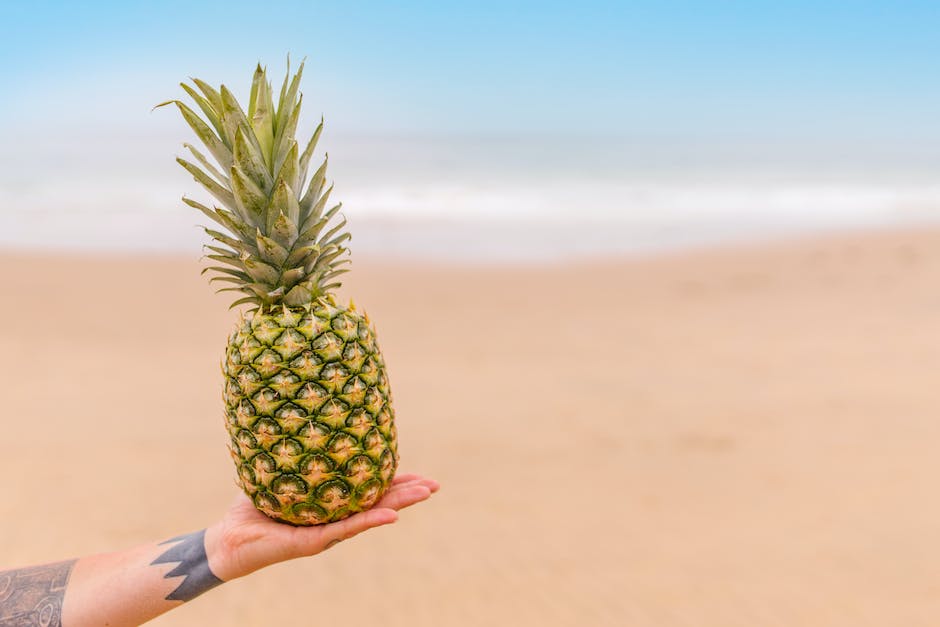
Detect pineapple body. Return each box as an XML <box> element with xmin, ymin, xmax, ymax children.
<box><xmin>223</xmin><ymin>297</ymin><xmax>398</xmax><ymax>525</ymax></box>
<box><xmin>161</xmin><ymin>62</ymin><xmax>401</xmax><ymax>523</ymax></box>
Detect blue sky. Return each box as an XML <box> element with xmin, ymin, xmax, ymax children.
<box><xmin>1</xmin><ymin>1</ymin><xmax>939</xmax><ymax>141</ymax></box>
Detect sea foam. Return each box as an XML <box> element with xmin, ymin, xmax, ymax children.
<box><xmin>2</xmin><ymin>132</ymin><xmax>939</xmax><ymax>260</ymax></box>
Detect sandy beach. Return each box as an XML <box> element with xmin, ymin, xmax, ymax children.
<box><xmin>3</xmin><ymin>226</ymin><xmax>940</xmax><ymax>625</ymax></box>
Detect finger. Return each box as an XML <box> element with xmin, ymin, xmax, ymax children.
<box><xmin>376</xmin><ymin>484</ymin><xmax>432</xmax><ymax>511</ymax></box>
<box><xmin>317</xmin><ymin>507</ymin><xmax>398</xmax><ymax>552</ymax></box>
<box><xmin>392</xmin><ymin>473</ymin><xmax>423</xmax><ymax>485</ymax></box>
<box><xmin>390</xmin><ymin>476</ymin><xmax>441</xmax><ymax>493</ymax></box>
<box><xmin>421</xmin><ymin>478</ymin><xmax>441</xmax><ymax>493</ymax></box>
<box><xmin>388</xmin><ymin>480</ymin><xmax>440</xmax><ymax>499</ymax></box>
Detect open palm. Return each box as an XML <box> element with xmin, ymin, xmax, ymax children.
<box><xmin>208</xmin><ymin>473</ymin><xmax>439</xmax><ymax>580</ymax></box>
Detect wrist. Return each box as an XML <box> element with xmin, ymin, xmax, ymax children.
<box><xmin>203</xmin><ymin>522</ymin><xmax>239</xmax><ymax>582</ymax></box>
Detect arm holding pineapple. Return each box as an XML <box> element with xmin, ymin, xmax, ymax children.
<box><xmin>0</xmin><ymin>473</ymin><xmax>437</xmax><ymax>626</ymax></box>
<box><xmin>1</xmin><ymin>61</ymin><xmax>433</xmax><ymax>626</ymax></box>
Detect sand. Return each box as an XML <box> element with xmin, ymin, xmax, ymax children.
<box><xmin>3</xmin><ymin>227</ymin><xmax>940</xmax><ymax>626</ymax></box>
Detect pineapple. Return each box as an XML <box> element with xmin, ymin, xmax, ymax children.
<box><xmin>158</xmin><ymin>62</ymin><xmax>398</xmax><ymax>525</ymax></box>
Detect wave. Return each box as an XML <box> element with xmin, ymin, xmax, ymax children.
<box><xmin>2</xmin><ymin>132</ymin><xmax>939</xmax><ymax>259</ymax></box>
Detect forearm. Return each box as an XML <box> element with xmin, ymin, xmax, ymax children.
<box><xmin>65</xmin><ymin>527</ymin><xmax>225</xmax><ymax>626</ymax></box>
<box><xmin>0</xmin><ymin>475</ymin><xmax>437</xmax><ymax>626</ymax></box>
<box><xmin>0</xmin><ymin>527</ymin><xmax>225</xmax><ymax>627</ymax></box>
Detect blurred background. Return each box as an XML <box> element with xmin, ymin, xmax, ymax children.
<box><xmin>3</xmin><ymin>1</ymin><xmax>940</xmax><ymax>625</ymax></box>
<box><xmin>3</xmin><ymin>1</ymin><xmax>940</xmax><ymax>258</ymax></box>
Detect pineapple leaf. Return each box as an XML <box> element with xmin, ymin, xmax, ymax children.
<box><xmin>183</xmin><ymin>197</ymin><xmax>254</xmax><ymax>241</ymax></box>
<box><xmin>182</xmin><ymin>196</ymin><xmax>227</xmax><ymax>225</ymax></box>
<box><xmin>299</xmin><ymin>247</ymin><xmax>323</xmax><ymax>271</ymax></box>
<box><xmin>299</xmin><ymin>155</ymin><xmax>328</xmax><ymax>216</ymax></box>
<box><xmin>177</xmin><ymin>157</ymin><xmax>237</xmax><ymax>212</ymax></box>
<box><xmin>297</xmin><ymin>214</ymin><xmax>330</xmax><ymax>243</ymax></box>
<box><xmin>204</xmin><ymin>228</ymin><xmax>247</xmax><ymax>253</ymax></box>
<box><xmin>219</xmin><ymin>85</ymin><xmax>257</xmax><ymax>158</ymax></box>
<box><xmin>271</xmin><ymin>211</ymin><xmax>299</xmax><ymax>249</ymax></box>
<box><xmin>279</xmin><ymin>266</ymin><xmax>307</xmax><ymax>288</ymax></box>
<box><xmin>228</xmin><ymin>296</ymin><xmax>260</xmax><ymax>310</ymax></box>
<box><xmin>206</xmin><ymin>254</ymin><xmax>246</xmax><ymax>270</ymax></box>
<box><xmin>317</xmin><ymin>215</ymin><xmax>348</xmax><ymax>246</ymax></box>
<box><xmin>167</xmin><ymin>63</ymin><xmax>353</xmax><ymax>308</ymax></box>
<box><xmin>164</xmin><ymin>101</ymin><xmax>232</xmax><ymax>171</ymax></box>
<box><xmin>208</xmin><ymin>275</ymin><xmax>247</xmax><ymax>285</ymax></box>
<box><xmin>315</xmin><ymin>263</ymin><xmax>350</xmax><ymax>290</ymax></box>
<box><xmin>273</xmin><ymin>92</ymin><xmax>302</xmax><ymax>175</ymax></box>
<box><xmin>184</xmin><ymin>143</ymin><xmax>228</xmax><ymax>185</ymax></box>
<box><xmin>301</xmin><ymin>185</ymin><xmax>334</xmax><ymax>229</ymax></box>
<box><xmin>267</xmin><ymin>179</ymin><xmax>301</xmax><ymax>233</ymax></box>
<box><xmin>242</xmin><ymin>283</ymin><xmax>274</xmax><ymax>299</ymax></box>
<box><xmin>180</xmin><ymin>83</ymin><xmax>225</xmax><ymax>142</ymax></box>
<box><xmin>249</xmin><ymin>73</ymin><xmax>276</xmax><ymax>167</ymax></box>
<box><xmin>298</xmin><ymin>116</ymin><xmax>323</xmax><ymax>185</ymax></box>
<box><xmin>255</xmin><ymin>229</ymin><xmax>289</xmax><ymax>266</ymax></box>
<box><xmin>322</xmin><ymin>232</ymin><xmax>351</xmax><ymax>250</ymax></box>
<box><xmin>234</xmin><ymin>126</ymin><xmax>273</xmax><ymax>191</ymax></box>
<box><xmin>282</xmin><ymin>284</ymin><xmax>312</xmax><ymax>306</ymax></box>
<box><xmin>263</xmin><ymin>74</ymin><xmax>276</xmax><ymax>132</ymax></box>
<box><xmin>273</xmin><ymin>139</ymin><xmax>300</xmax><ymax>195</ymax></box>
<box><xmin>190</xmin><ymin>78</ymin><xmax>224</xmax><ymax>115</ymax></box>
<box><xmin>248</xmin><ymin>64</ymin><xmax>265</xmax><ymax>121</ymax></box>
<box><xmin>299</xmin><ymin>201</ymin><xmax>343</xmax><ymax>238</ymax></box>
<box><xmin>321</xmin><ymin>268</ymin><xmax>350</xmax><ymax>283</ymax></box>
<box><xmin>204</xmin><ymin>244</ymin><xmax>239</xmax><ymax>258</ymax></box>
<box><xmin>306</xmin><ymin>247</ymin><xmax>346</xmax><ymax>274</ymax></box>
<box><xmin>230</xmin><ymin>165</ymin><xmax>268</xmax><ymax>222</ymax></box>
<box><xmin>275</xmin><ymin>59</ymin><xmax>304</xmax><ymax>135</ymax></box>
<box><xmin>322</xmin><ymin>202</ymin><xmax>343</xmax><ymax>221</ymax></box>
<box><xmin>243</xmin><ymin>257</ymin><xmax>281</xmax><ymax>285</ymax></box>
<box><xmin>201</xmin><ymin>266</ymin><xmax>251</xmax><ymax>280</ymax></box>
<box><xmin>276</xmin><ymin>57</ymin><xmax>291</xmax><ymax>125</ymax></box>
<box><xmin>214</xmin><ymin>209</ymin><xmax>254</xmax><ymax>239</ymax></box>
<box><xmin>285</xmin><ymin>243</ymin><xmax>319</xmax><ymax>267</ymax></box>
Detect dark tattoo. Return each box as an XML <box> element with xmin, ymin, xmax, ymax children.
<box><xmin>151</xmin><ymin>530</ymin><xmax>223</xmax><ymax>602</ymax></box>
<box><xmin>0</xmin><ymin>559</ymin><xmax>75</xmax><ymax>626</ymax></box>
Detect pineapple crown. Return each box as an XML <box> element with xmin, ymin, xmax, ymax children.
<box><xmin>157</xmin><ymin>60</ymin><xmax>348</xmax><ymax>311</ymax></box>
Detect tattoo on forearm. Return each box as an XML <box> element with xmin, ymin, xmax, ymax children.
<box><xmin>151</xmin><ymin>529</ymin><xmax>223</xmax><ymax>602</ymax></box>
<box><xmin>0</xmin><ymin>559</ymin><xmax>76</xmax><ymax>626</ymax></box>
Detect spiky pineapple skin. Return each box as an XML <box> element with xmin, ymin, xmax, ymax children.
<box><xmin>223</xmin><ymin>296</ymin><xmax>398</xmax><ymax>525</ymax></box>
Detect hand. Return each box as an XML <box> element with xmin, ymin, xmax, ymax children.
<box><xmin>205</xmin><ymin>473</ymin><xmax>439</xmax><ymax>580</ymax></box>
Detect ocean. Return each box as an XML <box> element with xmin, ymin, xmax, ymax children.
<box><xmin>2</xmin><ymin>130</ymin><xmax>939</xmax><ymax>261</ymax></box>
